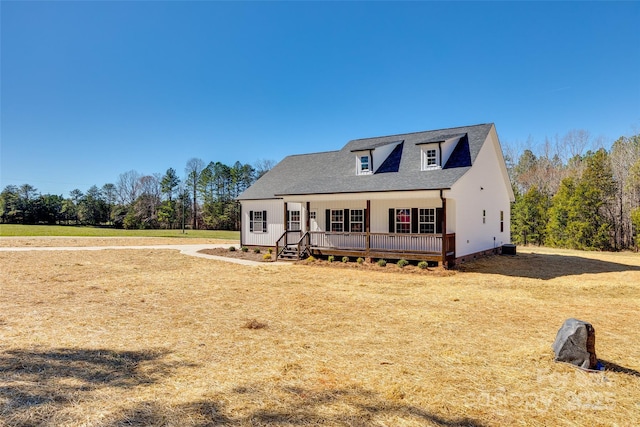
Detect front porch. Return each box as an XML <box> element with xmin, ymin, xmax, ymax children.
<box><xmin>276</xmin><ymin>230</ymin><xmax>456</xmax><ymax>266</ymax></box>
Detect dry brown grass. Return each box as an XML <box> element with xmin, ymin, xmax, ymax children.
<box><xmin>0</xmin><ymin>236</ymin><xmax>237</xmax><ymax>247</ymax></box>
<box><xmin>1</xmin><ymin>243</ymin><xmax>639</xmax><ymax>426</ymax></box>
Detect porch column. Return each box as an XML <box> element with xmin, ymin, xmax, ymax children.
<box><xmin>239</xmin><ymin>203</ymin><xmax>243</xmax><ymax>247</ymax></box>
<box><xmin>366</xmin><ymin>200</ymin><xmax>371</xmax><ymax>256</ymax></box>
<box><xmin>283</xmin><ymin>202</ymin><xmax>288</xmax><ymax>242</ymax></box>
<box><xmin>441</xmin><ymin>197</ymin><xmax>447</xmax><ymax>266</ymax></box>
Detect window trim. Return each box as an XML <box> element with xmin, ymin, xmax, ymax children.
<box><xmin>357</xmin><ymin>154</ymin><xmax>372</xmax><ymax>175</ymax></box>
<box><xmin>350</xmin><ymin>209</ymin><xmax>364</xmax><ymax>232</ymax></box>
<box><xmin>395</xmin><ymin>208</ymin><xmax>411</xmax><ymax>234</ymax></box>
<box><xmin>250</xmin><ymin>210</ymin><xmax>267</xmax><ymax>233</ymax></box>
<box><xmin>419</xmin><ymin>208</ymin><xmax>436</xmax><ymax>234</ymax></box>
<box><xmin>421</xmin><ymin>146</ymin><xmax>441</xmax><ymax>170</ymax></box>
<box><xmin>330</xmin><ymin>209</ymin><xmax>344</xmax><ymax>232</ymax></box>
<box><xmin>288</xmin><ymin>210</ymin><xmax>301</xmax><ymax>231</ymax></box>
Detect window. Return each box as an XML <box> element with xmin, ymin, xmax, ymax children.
<box><xmin>483</xmin><ymin>209</ymin><xmax>486</xmax><ymax>224</ymax></box>
<box><xmin>421</xmin><ymin>147</ymin><xmax>440</xmax><ymax>170</ymax></box>
<box><xmin>357</xmin><ymin>155</ymin><xmax>372</xmax><ymax>175</ymax></box>
<box><xmin>350</xmin><ymin>209</ymin><xmax>364</xmax><ymax>232</ymax></box>
<box><xmin>419</xmin><ymin>208</ymin><xmax>435</xmax><ymax>234</ymax></box>
<box><xmin>395</xmin><ymin>208</ymin><xmax>411</xmax><ymax>233</ymax></box>
<box><xmin>309</xmin><ymin>211</ymin><xmax>316</xmax><ymax>220</ymax></box>
<box><xmin>500</xmin><ymin>210</ymin><xmax>504</xmax><ymax>232</ymax></box>
<box><xmin>250</xmin><ymin>210</ymin><xmax>267</xmax><ymax>233</ymax></box>
<box><xmin>288</xmin><ymin>210</ymin><xmax>301</xmax><ymax>231</ymax></box>
<box><xmin>330</xmin><ymin>209</ymin><xmax>344</xmax><ymax>232</ymax></box>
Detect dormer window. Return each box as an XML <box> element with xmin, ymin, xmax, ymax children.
<box><xmin>421</xmin><ymin>146</ymin><xmax>441</xmax><ymax>170</ymax></box>
<box><xmin>357</xmin><ymin>155</ymin><xmax>372</xmax><ymax>175</ymax></box>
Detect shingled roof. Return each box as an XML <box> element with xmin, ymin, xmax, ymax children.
<box><xmin>238</xmin><ymin>123</ymin><xmax>494</xmax><ymax>200</ymax></box>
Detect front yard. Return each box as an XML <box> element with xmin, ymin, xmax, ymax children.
<box><xmin>1</xmin><ymin>243</ymin><xmax>638</xmax><ymax>426</ymax></box>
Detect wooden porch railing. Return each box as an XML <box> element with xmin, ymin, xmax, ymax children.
<box><xmin>309</xmin><ymin>231</ymin><xmax>367</xmax><ymax>250</ymax></box>
<box><xmin>308</xmin><ymin>231</ymin><xmax>455</xmax><ymax>255</ymax></box>
<box><xmin>275</xmin><ymin>229</ymin><xmax>303</xmax><ymax>258</ymax></box>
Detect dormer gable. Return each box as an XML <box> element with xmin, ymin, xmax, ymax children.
<box><xmin>351</xmin><ymin>140</ymin><xmax>403</xmax><ymax>175</ymax></box>
<box><xmin>416</xmin><ymin>133</ymin><xmax>468</xmax><ymax>171</ymax></box>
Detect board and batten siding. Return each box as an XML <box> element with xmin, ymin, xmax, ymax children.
<box><xmin>448</xmin><ymin>128</ymin><xmax>512</xmax><ymax>257</ymax></box>
<box><xmin>241</xmin><ymin>200</ymin><xmax>285</xmax><ymax>247</ymax></box>
<box><xmin>368</xmin><ymin>199</ymin><xmax>443</xmax><ymax>234</ymax></box>
<box><xmin>307</xmin><ymin>198</ymin><xmax>445</xmax><ymax>234</ymax></box>
<box><xmin>241</xmin><ymin>201</ymin><xmax>304</xmax><ymax>246</ymax></box>
<box><xmin>308</xmin><ymin>200</ymin><xmax>367</xmax><ymax>232</ymax></box>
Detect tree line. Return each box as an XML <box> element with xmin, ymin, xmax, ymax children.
<box><xmin>0</xmin><ymin>158</ymin><xmax>275</xmax><ymax>231</ymax></box>
<box><xmin>508</xmin><ymin>130</ymin><xmax>640</xmax><ymax>251</ymax></box>
<box><xmin>3</xmin><ymin>129</ymin><xmax>640</xmax><ymax>251</ymax></box>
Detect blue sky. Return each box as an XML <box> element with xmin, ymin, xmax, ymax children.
<box><xmin>2</xmin><ymin>1</ymin><xmax>639</xmax><ymax>197</ymax></box>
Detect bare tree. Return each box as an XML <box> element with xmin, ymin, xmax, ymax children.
<box><xmin>563</xmin><ymin>129</ymin><xmax>591</xmax><ymax>161</ymax></box>
<box><xmin>116</xmin><ymin>170</ymin><xmax>142</xmax><ymax>206</ymax></box>
<box><xmin>254</xmin><ymin>159</ymin><xmax>276</xmax><ymax>180</ymax></box>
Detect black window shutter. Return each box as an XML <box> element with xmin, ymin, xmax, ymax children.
<box><xmin>411</xmin><ymin>208</ymin><xmax>419</xmax><ymax>234</ymax></box>
<box><xmin>388</xmin><ymin>208</ymin><xmax>395</xmax><ymax>233</ymax></box>
<box><xmin>263</xmin><ymin>210</ymin><xmax>267</xmax><ymax>231</ymax></box>
<box><xmin>344</xmin><ymin>208</ymin><xmax>349</xmax><ymax>232</ymax></box>
<box><xmin>325</xmin><ymin>209</ymin><xmax>331</xmax><ymax>232</ymax></box>
<box><xmin>436</xmin><ymin>208</ymin><xmax>443</xmax><ymax>234</ymax></box>
<box><xmin>249</xmin><ymin>211</ymin><xmax>254</xmax><ymax>232</ymax></box>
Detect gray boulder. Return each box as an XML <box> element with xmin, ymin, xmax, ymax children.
<box><xmin>552</xmin><ymin>318</ymin><xmax>598</xmax><ymax>369</ymax></box>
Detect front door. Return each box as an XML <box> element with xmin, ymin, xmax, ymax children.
<box><xmin>310</xmin><ymin>210</ymin><xmax>320</xmax><ymax>231</ymax></box>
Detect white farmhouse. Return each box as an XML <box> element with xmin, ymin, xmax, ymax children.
<box><xmin>237</xmin><ymin>123</ymin><xmax>514</xmax><ymax>266</ymax></box>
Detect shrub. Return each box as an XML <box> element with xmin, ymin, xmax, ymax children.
<box><xmin>376</xmin><ymin>259</ymin><xmax>387</xmax><ymax>267</ymax></box>
<box><xmin>241</xmin><ymin>246</ymin><xmax>248</xmax><ymax>252</ymax></box>
<box><xmin>418</xmin><ymin>261</ymin><xmax>429</xmax><ymax>270</ymax></box>
<box><xmin>357</xmin><ymin>257</ymin><xmax>365</xmax><ymax>264</ymax></box>
<box><xmin>397</xmin><ymin>259</ymin><xmax>409</xmax><ymax>268</ymax></box>
<box><xmin>263</xmin><ymin>253</ymin><xmax>272</xmax><ymax>261</ymax></box>
<box><xmin>229</xmin><ymin>246</ymin><xmax>236</xmax><ymax>252</ymax></box>
<box><xmin>305</xmin><ymin>255</ymin><xmax>316</xmax><ymax>262</ymax></box>
<box><xmin>328</xmin><ymin>255</ymin><xmax>335</xmax><ymax>263</ymax></box>
<box><xmin>342</xmin><ymin>256</ymin><xmax>349</xmax><ymax>263</ymax></box>
<box><xmin>267</xmin><ymin>248</ymin><xmax>273</xmax><ymax>254</ymax></box>
<box><xmin>243</xmin><ymin>319</ymin><xmax>268</xmax><ymax>330</ymax></box>
<box><xmin>253</xmin><ymin>248</ymin><xmax>261</xmax><ymax>254</ymax></box>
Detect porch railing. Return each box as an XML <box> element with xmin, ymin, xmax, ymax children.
<box><xmin>309</xmin><ymin>231</ymin><xmax>366</xmax><ymax>250</ymax></box>
<box><xmin>275</xmin><ymin>229</ymin><xmax>303</xmax><ymax>257</ymax></box>
<box><xmin>308</xmin><ymin>231</ymin><xmax>454</xmax><ymax>255</ymax></box>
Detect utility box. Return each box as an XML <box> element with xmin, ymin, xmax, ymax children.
<box><xmin>501</xmin><ymin>244</ymin><xmax>516</xmax><ymax>255</ymax></box>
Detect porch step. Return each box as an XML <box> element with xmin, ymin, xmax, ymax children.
<box><xmin>278</xmin><ymin>248</ymin><xmax>300</xmax><ymax>260</ymax></box>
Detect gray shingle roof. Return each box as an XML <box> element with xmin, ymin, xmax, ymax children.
<box><xmin>237</xmin><ymin>123</ymin><xmax>494</xmax><ymax>200</ymax></box>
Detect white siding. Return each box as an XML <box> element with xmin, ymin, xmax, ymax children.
<box><xmin>295</xmin><ymin>198</ymin><xmax>446</xmax><ymax>233</ymax></box>
<box><xmin>241</xmin><ymin>200</ymin><xmax>285</xmax><ymax>247</ymax></box>
<box><xmin>440</xmin><ymin>136</ymin><xmax>461</xmax><ymax>167</ymax></box>
<box><xmin>448</xmin><ymin>129</ymin><xmax>512</xmax><ymax>257</ymax></box>
<box><xmin>309</xmin><ymin>200</ymin><xmax>367</xmax><ymax>231</ymax></box>
<box><xmin>369</xmin><ymin>199</ymin><xmax>442</xmax><ymax>233</ymax></box>
<box><xmin>371</xmin><ymin>142</ymin><xmax>401</xmax><ymax>173</ymax></box>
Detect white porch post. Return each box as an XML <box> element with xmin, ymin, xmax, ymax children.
<box><xmin>441</xmin><ymin>197</ymin><xmax>447</xmax><ymax>266</ymax></box>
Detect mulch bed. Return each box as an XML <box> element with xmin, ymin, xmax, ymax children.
<box><xmin>198</xmin><ymin>247</ymin><xmax>275</xmax><ymax>262</ymax></box>
<box><xmin>198</xmin><ymin>246</ymin><xmax>455</xmax><ymax>275</ymax></box>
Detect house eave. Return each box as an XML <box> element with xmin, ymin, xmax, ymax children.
<box><xmin>276</xmin><ymin>189</ymin><xmax>452</xmax><ymax>202</ymax></box>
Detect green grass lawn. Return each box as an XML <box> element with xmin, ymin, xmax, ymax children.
<box><xmin>0</xmin><ymin>224</ymin><xmax>240</xmax><ymax>240</ymax></box>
